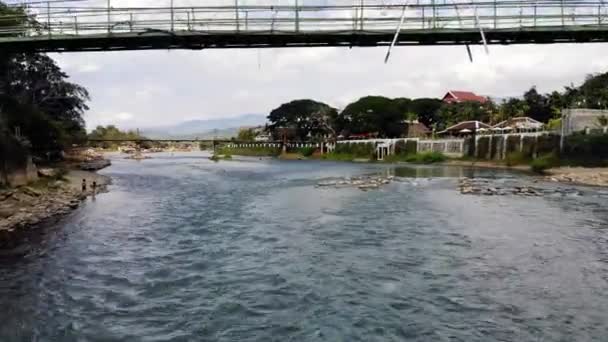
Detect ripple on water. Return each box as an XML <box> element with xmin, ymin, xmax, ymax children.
<box><xmin>1</xmin><ymin>155</ymin><xmax>608</xmax><ymax>341</ymax></box>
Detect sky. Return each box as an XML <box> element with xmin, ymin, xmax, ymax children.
<box><xmin>39</xmin><ymin>0</ymin><xmax>608</xmax><ymax>130</ymax></box>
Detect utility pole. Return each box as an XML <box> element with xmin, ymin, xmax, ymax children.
<box><xmin>107</xmin><ymin>0</ymin><xmax>111</xmax><ymax>34</ymax></box>
<box><xmin>235</xmin><ymin>0</ymin><xmax>240</xmax><ymax>32</ymax></box>
<box><xmin>295</xmin><ymin>0</ymin><xmax>299</xmax><ymax>32</ymax></box>
<box><xmin>170</xmin><ymin>0</ymin><xmax>174</xmax><ymax>32</ymax></box>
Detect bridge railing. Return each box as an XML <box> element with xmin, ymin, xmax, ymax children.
<box><xmin>1</xmin><ymin>0</ymin><xmax>607</xmax><ymax>39</ymax></box>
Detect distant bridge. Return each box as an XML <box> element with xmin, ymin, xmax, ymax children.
<box><xmin>1</xmin><ymin>1</ymin><xmax>608</xmax><ymax>52</ymax></box>
<box><xmin>87</xmin><ymin>138</ymin><xmax>283</xmax><ymax>144</ymax></box>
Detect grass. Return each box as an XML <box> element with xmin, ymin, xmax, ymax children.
<box><xmin>217</xmin><ymin>147</ymin><xmax>281</xmax><ymax>157</ymax></box>
<box><xmin>320</xmin><ymin>153</ymin><xmax>358</xmax><ymax>162</ymax></box>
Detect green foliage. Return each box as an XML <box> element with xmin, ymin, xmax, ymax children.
<box><xmin>437</xmin><ymin>101</ymin><xmax>494</xmax><ymax>128</ymax></box>
<box><xmin>237</xmin><ymin>128</ymin><xmax>256</xmax><ymax>141</ymax></box>
<box><xmin>218</xmin><ymin>146</ymin><xmax>281</xmax><ymax>157</ymax></box>
<box><xmin>295</xmin><ymin>146</ymin><xmax>316</xmax><ymax>157</ymax></box>
<box><xmin>321</xmin><ymin>153</ymin><xmax>357</xmax><ymax>162</ymax></box>
<box><xmin>530</xmin><ymin>153</ymin><xmax>559</xmax><ymax>174</ymax></box>
<box><xmin>87</xmin><ymin>125</ymin><xmax>146</xmax><ymax>149</ymax></box>
<box><xmin>333</xmin><ymin>143</ymin><xmax>376</xmax><ymax>159</ymax></box>
<box><xmin>547</xmin><ymin>118</ymin><xmax>562</xmax><ymax>131</ymax></box>
<box><xmin>267</xmin><ymin>99</ymin><xmax>337</xmax><ymax>141</ymax></box>
<box><xmin>409</xmin><ymin>98</ymin><xmax>443</xmax><ymax>127</ymax></box>
<box><xmin>0</xmin><ymin>5</ymin><xmax>89</xmax><ymax>156</ymax></box>
<box><xmin>338</xmin><ymin>96</ymin><xmax>404</xmax><ymax>137</ymax></box>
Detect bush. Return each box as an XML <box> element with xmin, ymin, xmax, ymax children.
<box><xmin>295</xmin><ymin>146</ymin><xmax>316</xmax><ymax>157</ymax></box>
<box><xmin>530</xmin><ymin>153</ymin><xmax>559</xmax><ymax>173</ymax></box>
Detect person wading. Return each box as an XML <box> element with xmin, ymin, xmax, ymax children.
<box><xmin>82</xmin><ymin>179</ymin><xmax>87</xmax><ymax>192</ymax></box>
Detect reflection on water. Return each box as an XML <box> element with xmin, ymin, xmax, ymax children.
<box><xmin>1</xmin><ymin>152</ymin><xmax>607</xmax><ymax>341</ymax></box>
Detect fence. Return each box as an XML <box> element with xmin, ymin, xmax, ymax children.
<box><xmin>417</xmin><ymin>139</ymin><xmax>465</xmax><ymax>158</ymax></box>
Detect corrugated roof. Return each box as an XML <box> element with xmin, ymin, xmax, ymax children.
<box><xmin>445</xmin><ymin>90</ymin><xmax>488</xmax><ymax>103</ymax></box>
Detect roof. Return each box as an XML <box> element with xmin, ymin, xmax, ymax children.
<box><xmin>493</xmin><ymin>117</ymin><xmax>544</xmax><ymax>129</ymax></box>
<box><xmin>443</xmin><ymin>90</ymin><xmax>488</xmax><ymax>103</ymax></box>
<box><xmin>439</xmin><ymin>120</ymin><xmax>491</xmax><ymax>134</ymax></box>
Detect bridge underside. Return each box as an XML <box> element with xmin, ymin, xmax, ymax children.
<box><xmin>2</xmin><ymin>27</ymin><xmax>608</xmax><ymax>53</ymax></box>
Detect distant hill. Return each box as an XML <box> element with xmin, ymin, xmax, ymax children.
<box><xmin>142</xmin><ymin>114</ymin><xmax>267</xmax><ymax>139</ymax></box>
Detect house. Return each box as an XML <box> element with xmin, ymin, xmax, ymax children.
<box><xmin>403</xmin><ymin>120</ymin><xmax>431</xmax><ymax>137</ymax></box>
<box><xmin>254</xmin><ymin>133</ymin><xmax>271</xmax><ymax>142</ymax></box>
<box><xmin>442</xmin><ymin>90</ymin><xmax>488</xmax><ymax>104</ymax></box>
<box><xmin>439</xmin><ymin>120</ymin><xmax>491</xmax><ymax>135</ymax></box>
<box><xmin>492</xmin><ymin>117</ymin><xmax>544</xmax><ymax>132</ymax></box>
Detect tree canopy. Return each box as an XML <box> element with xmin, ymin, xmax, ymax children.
<box><xmin>267</xmin><ymin>99</ymin><xmax>337</xmax><ymax>141</ymax></box>
<box><xmin>1</xmin><ymin>2</ymin><xmax>90</xmax><ymax>157</ymax></box>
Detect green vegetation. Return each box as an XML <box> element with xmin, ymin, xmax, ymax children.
<box><xmin>217</xmin><ymin>146</ymin><xmax>281</xmax><ymax>157</ymax></box>
<box><xmin>1</xmin><ymin>3</ymin><xmax>89</xmax><ymax>163</ymax></box>
<box><xmin>87</xmin><ymin>125</ymin><xmax>152</xmax><ymax>149</ymax></box>
<box><xmin>237</xmin><ymin>128</ymin><xmax>256</xmax><ymax>141</ymax></box>
<box><xmin>530</xmin><ymin>153</ymin><xmax>560</xmax><ymax>174</ymax></box>
<box><xmin>295</xmin><ymin>147</ymin><xmax>316</xmax><ymax>157</ymax></box>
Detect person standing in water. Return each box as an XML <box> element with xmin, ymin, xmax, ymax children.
<box><xmin>81</xmin><ymin>179</ymin><xmax>87</xmax><ymax>192</ymax></box>
<box><xmin>92</xmin><ymin>181</ymin><xmax>97</xmax><ymax>194</ymax></box>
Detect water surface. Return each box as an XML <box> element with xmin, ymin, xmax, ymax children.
<box><xmin>1</xmin><ymin>152</ymin><xmax>608</xmax><ymax>341</ymax></box>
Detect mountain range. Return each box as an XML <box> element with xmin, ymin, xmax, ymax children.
<box><xmin>141</xmin><ymin>114</ymin><xmax>267</xmax><ymax>139</ymax></box>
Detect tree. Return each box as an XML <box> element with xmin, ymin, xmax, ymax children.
<box><xmin>408</xmin><ymin>98</ymin><xmax>443</xmax><ymax>127</ymax></box>
<box><xmin>338</xmin><ymin>96</ymin><xmax>405</xmax><ymax>138</ymax></box>
<box><xmin>523</xmin><ymin>86</ymin><xmax>552</xmax><ymax>122</ymax></box>
<box><xmin>237</xmin><ymin>128</ymin><xmax>256</xmax><ymax>141</ymax></box>
<box><xmin>267</xmin><ymin>99</ymin><xmax>337</xmax><ymax>141</ymax></box>
<box><xmin>0</xmin><ymin>3</ymin><xmax>89</xmax><ymax>155</ymax></box>
<box><xmin>436</xmin><ymin>101</ymin><xmax>493</xmax><ymax>128</ymax></box>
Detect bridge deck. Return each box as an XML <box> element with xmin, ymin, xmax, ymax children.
<box><xmin>2</xmin><ymin>26</ymin><xmax>608</xmax><ymax>52</ymax></box>
<box><xmin>1</xmin><ymin>1</ymin><xmax>607</xmax><ymax>52</ymax></box>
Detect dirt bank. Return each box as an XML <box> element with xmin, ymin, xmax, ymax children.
<box><xmin>545</xmin><ymin>167</ymin><xmax>608</xmax><ymax>187</ymax></box>
<box><xmin>0</xmin><ymin>170</ymin><xmax>110</xmax><ymax>247</ymax></box>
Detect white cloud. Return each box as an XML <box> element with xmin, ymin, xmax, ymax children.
<box><xmin>51</xmin><ymin>39</ymin><xmax>608</xmax><ymax>130</ymax></box>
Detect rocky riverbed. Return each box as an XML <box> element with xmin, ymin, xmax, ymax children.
<box><xmin>317</xmin><ymin>175</ymin><xmax>393</xmax><ymax>190</ymax></box>
<box><xmin>0</xmin><ymin>170</ymin><xmax>110</xmax><ymax>247</ymax></box>
<box><xmin>458</xmin><ymin>177</ymin><xmax>584</xmax><ymax>197</ymax></box>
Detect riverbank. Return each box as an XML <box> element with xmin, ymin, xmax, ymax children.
<box><xmin>0</xmin><ymin>169</ymin><xmax>110</xmax><ymax>247</ymax></box>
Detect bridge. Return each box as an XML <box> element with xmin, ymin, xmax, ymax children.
<box><xmin>1</xmin><ymin>1</ymin><xmax>608</xmax><ymax>53</ymax></box>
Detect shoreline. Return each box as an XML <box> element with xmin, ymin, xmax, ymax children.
<box><xmin>0</xmin><ymin>168</ymin><xmax>111</xmax><ymax>248</ymax></box>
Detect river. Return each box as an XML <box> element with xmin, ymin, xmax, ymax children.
<box><xmin>1</xmin><ymin>152</ymin><xmax>608</xmax><ymax>341</ymax></box>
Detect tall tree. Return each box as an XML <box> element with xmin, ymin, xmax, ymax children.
<box><xmin>267</xmin><ymin>99</ymin><xmax>337</xmax><ymax>141</ymax></box>
<box><xmin>338</xmin><ymin>96</ymin><xmax>404</xmax><ymax>138</ymax></box>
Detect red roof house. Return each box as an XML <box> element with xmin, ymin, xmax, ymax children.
<box><xmin>442</xmin><ymin>90</ymin><xmax>488</xmax><ymax>104</ymax></box>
